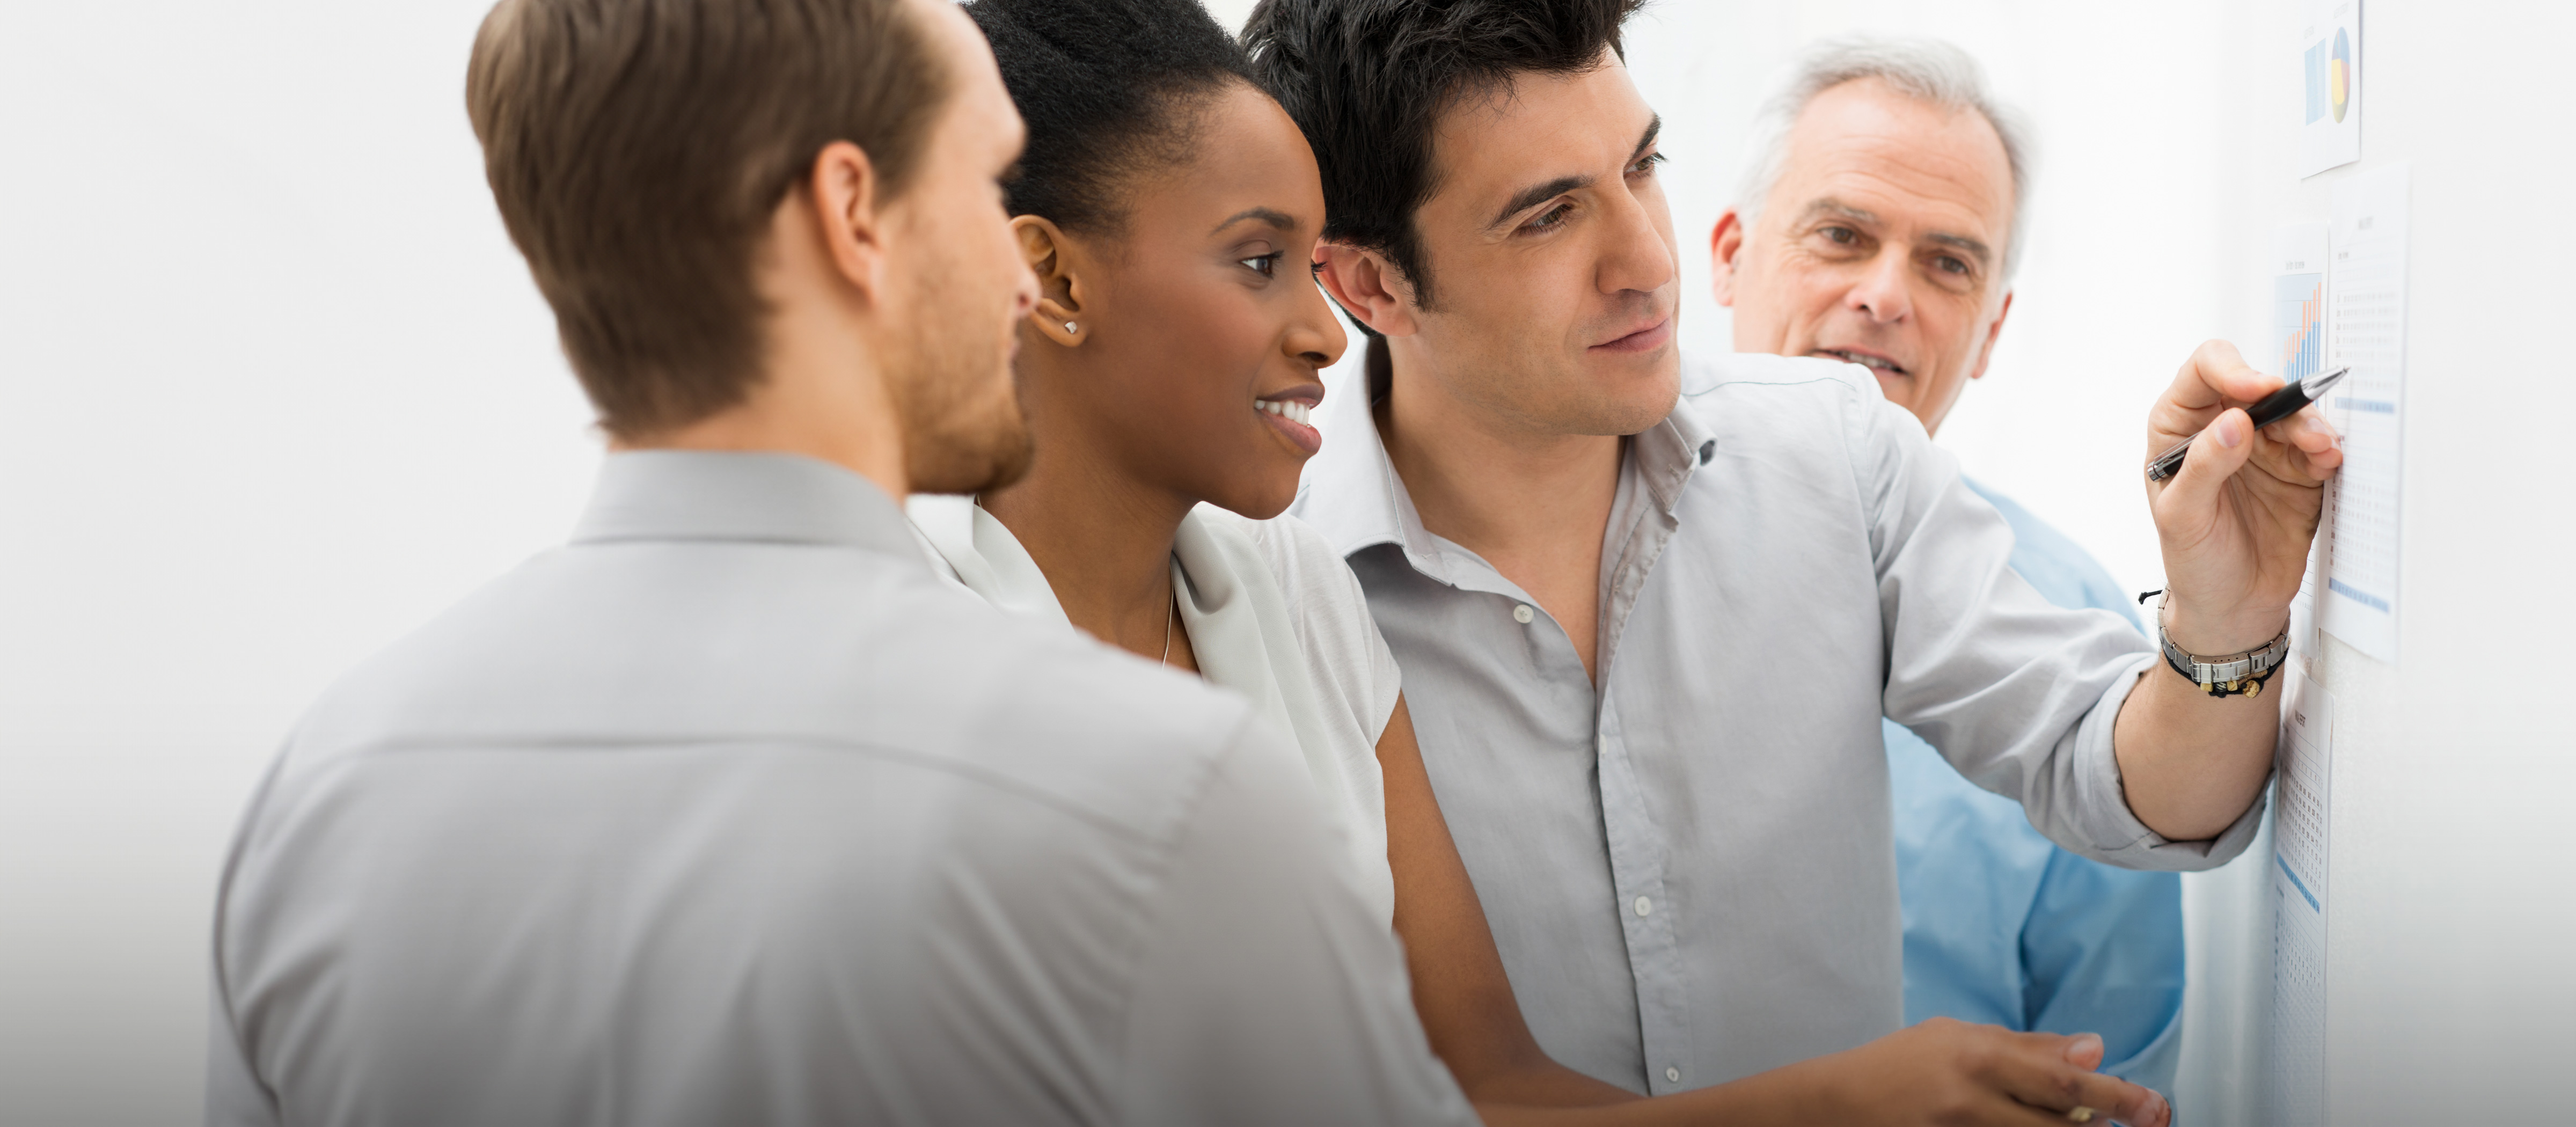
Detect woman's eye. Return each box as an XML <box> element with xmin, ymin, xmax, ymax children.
<box><xmin>1527</xmin><ymin>202</ymin><xmax>1575</xmax><ymax>231</ymax></box>
<box><xmin>1240</xmin><ymin>252</ymin><xmax>1285</xmax><ymax>277</ymax></box>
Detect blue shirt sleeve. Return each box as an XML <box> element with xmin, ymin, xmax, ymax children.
<box><xmin>1886</xmin><ymin>479</ymin><xmax>2184</xmax><ymax>1095</ymax></box>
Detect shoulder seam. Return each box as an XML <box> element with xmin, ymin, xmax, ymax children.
<box><xmin>282</xmin><ymin>730</ymin><xmax>1238</xmax><ymax>847</ymax></box>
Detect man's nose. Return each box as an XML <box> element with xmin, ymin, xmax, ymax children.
<box><xmin>1845</xmin><ymin>248</ymin><xmax>1913</xmax><ymax>324</ymax></box>
<box><xmin>1597</xmin><ymin>186</ymin><xmax>1675</xmax><ymax>298</ymax></box>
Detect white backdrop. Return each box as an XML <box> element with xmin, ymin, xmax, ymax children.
<box><xmin>6</xmin><ymin>2</ymin><xmax>2562</xmax><ymax>1123</ymax></box>
<box><xmin>2</xmin><ymin>4</ymin><xmax>596</xmax><ymax>1119</ymax></box>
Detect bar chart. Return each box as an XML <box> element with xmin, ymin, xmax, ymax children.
<box><xmin>2276</xmin><ymin>270</ymin><xmax>2325</xmax><ymax>381</ymax></box>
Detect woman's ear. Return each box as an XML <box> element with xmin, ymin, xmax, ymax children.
<box><xmin>1013</xmin><ymin>215</ymin><xmax>1090</xmax><ymax>347</ymax></box>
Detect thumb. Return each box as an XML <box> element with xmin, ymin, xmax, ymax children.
<box><xmin>2159</xmin><ymin>407</ymin><xmax>2254</xmax><ymax>517</ymax></box>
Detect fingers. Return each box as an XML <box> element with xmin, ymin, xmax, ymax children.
<box><xmin>2164</xmin><ymin>339</ymin><xmax>2275</xmax><ymax>407</ymax></box>
<box><xmin>2060</xmin><ymin>1033</ymin><xmax>2105</xmax><ymax>1072</ymax></box>
<box><xmin>2149</xmin><ymin>340</ymin><xmax>2281</xmax><ymax>452</ymax></box>
<box><xmin>1981</xmin><ymin>1031</ymin><xmax>2170</xmax><ymax>1127</ymax></box>
<box><xmin>2262</xmin><ymin>404</ymin><xmax>2344</xmax><ymax>481</ymax></box>
<box><xmin>2151</xmin><ymin>407</ymin><xmax>2255</xmax><ymax>520</ymax></box>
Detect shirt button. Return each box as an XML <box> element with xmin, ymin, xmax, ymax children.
<box><xmin>1512</xmin><ymin>604</ymin><xmax>1535</xmax><ymax>624</ymax></box>
<box><xmin>1634</xmin><ymin>896</ymin><xmax>1653</xmax><ymax>917</ymax></box>
<box><xmin>1665</xmin><ymin>1066</ymin><xmax>1682</xmax><ymax>1083</ymax></box>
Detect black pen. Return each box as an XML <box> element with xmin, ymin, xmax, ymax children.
<box><xmin>2144</xmin><ymin>366</ymin><xmax>2348</xmax><ymax>482</ymax></box>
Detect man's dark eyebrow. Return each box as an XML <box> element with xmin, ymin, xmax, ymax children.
<box><xmin>1211</xmin><ymin>207</ymin><xmax>1299</xmax><ymax>236</ymax></box>
<box><xmin>1483</xmin><ymin>114</ymin><xmax>1665</xmax><ymax>232</ymax></box>
<box><xmin>1630</xmin><ymin>114</ymin><xmax>1662</xmax><ymax>164</ymax></box>
<box><xmin>1488</xmin><ymin>174</ymin><xmax>1591</xmax><ymax>230</ymax></box>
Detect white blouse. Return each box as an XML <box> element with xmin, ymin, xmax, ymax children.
<box><xmin>905</xmin><ymin>495</ymin><xmax>1402</xmax><ymax>928</ymax></box>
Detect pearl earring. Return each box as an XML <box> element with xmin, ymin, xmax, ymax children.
<box><xmin>1064</xmin><ymin>321</ymin><xmax>1077</xmax><ymax>334</ymax></box>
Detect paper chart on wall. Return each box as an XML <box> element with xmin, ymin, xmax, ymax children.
<box><xmin>2275</xmin><ymin>221</ymin><xmax>2331</xmax><ymax>668</ymax></box>
<box><xmin>2270</xmin><ymin>663</ymin><xmax>2334</xmax><ymax>1127</ymax></box>
<box><xmin>2298</xmin><ymin>0</ymin><xmax>2362</xmax><ymax>177</ymax></box>
<box><xmin>2314</xmin><ymin>164</ymin><xmax>2407</xmax><ymax>663</ymax></box>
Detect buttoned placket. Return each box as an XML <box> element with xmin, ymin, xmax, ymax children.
<box><xmin>1590</xmin><ymin>425</ymin><xmax>1712</xmax><ymax>1095</ymax></box>
<box><xmin>1302</xmin><ymin>370</ymin><xmax>1724</xmax><ymax>1094</ymax></box>
<box><xmin>1422</xmin><ymin>424</ymin><xmax>1711</xmax><ymax>1096</ymax></box>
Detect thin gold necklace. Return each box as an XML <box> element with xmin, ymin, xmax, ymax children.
<box><xmin>1158</xmin><ymin>586</ymin><xmax>1175</xmax><ymax>667</ymax></box>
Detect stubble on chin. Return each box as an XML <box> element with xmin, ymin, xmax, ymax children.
<box><xmin>893</xmin><ymin>336</ymin><xmax>1033</xmax><ymax>495</ymax></box>
<box><xmin>884</xmin><ymin>250</ymin><xmax>1038</xmax><ymax>496</ymax></box>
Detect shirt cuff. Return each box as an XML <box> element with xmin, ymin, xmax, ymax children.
<box><xmin>2065</xmin><ymin>653</ymin><xmax>2271</xmax><ymax>872</ymax></box>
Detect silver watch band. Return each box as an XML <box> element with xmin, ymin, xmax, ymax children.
<box><xmin>2157</xmin><ymin>601</ymin><xmax>2291</xmax><ymax>688</ymax></box>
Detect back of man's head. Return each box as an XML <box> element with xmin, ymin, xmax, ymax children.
<box><xmin>467</xmin><ymin>0</ymin><xmax>947</xmax><ymax>440</ymax></box>
<box><xmin>1242</xmin><ymin>0</ymin><xmax>1642</xmax><ymax>321</ymax></box>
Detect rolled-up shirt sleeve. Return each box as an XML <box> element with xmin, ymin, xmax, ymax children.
<box><xmin>1115</xmin><ymin>724</ymin><xmax>1477</xmax><ymax>1126</ymax></box>
<box><xmin>1852</xmin><ymin>393</ymin><xmax>2267</xmax><ymax>872</ymax></box>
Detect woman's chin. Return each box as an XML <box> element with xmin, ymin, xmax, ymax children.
<box><xmin>1208</xmin><ymin>471</ymin><xmax>1302</xmax><ymax>523</ymax></box>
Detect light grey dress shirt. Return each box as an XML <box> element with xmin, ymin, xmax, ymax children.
<box><xmin>208</xmin><ymin>451</ymin><xmax>1476</xmax><ymax>1127</ymax></box>
<box><xmin>1291</xmin><ymin>350</ymin><xmax>2266</xmax><ymax>1096</ymax></box>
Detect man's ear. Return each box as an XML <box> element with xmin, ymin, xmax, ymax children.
<box><xmin>1014</xmin><ymin>216</ymin><xmax>1089</xmax><ymax>347</ymax></box>
<box><xmin>1312</xmin><ymin>243</ymin><xmax>1421</xmax><ymax>338</ymax></box>
<box><xmin>1709</xmin><ymin>209</ymin><xmax>1747</xmax><ymax>309</ymax></box>
<box><xmin>1967</xmin><ymin>289</ymin><xmax>2014</xmax><ymax>381</ymax></box>
<box><xmin>809</xmin><ymin>141</ymin><xmax>885</xmax><ymax>306</ymax></box>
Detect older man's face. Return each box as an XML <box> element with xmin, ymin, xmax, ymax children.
<box><xmin>1710</xmin><ymin>77</ymin><xmax>2015</xmax><ymax>436</ymax></box>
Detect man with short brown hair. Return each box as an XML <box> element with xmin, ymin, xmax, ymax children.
<box><xmin>205</xmin><ymin>1</ymin><xmax>1477</xmax><ymax>1123</ymax></box>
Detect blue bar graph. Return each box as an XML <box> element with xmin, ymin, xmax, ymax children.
<box><xmin>2274</xmin><ymin>272</ymin><xmax>2323</xmax><ymax>381</ymax></box>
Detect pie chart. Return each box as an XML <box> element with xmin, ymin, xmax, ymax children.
<box><xmin>2331</xmin><ymin>27</ymin><xmax>2351</xmax><ymax>122</ymax></box>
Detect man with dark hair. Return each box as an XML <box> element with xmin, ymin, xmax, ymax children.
<box><xmin>1252</xmin><ymin>0</ymin><xmax>2338</xmax><ymax>1117</ymax></box>
<box><xmin>206</xmin><ymin>1</ymin><xmax>1476</xmax><ymax>1123</ymax></box>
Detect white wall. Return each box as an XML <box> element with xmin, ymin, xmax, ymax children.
<box><xmin>4</xmin><ymin>1</ymin><xmax>2565</xmax><ymax>1122</ymax></box>
<box><xmin>2203</xmin><ymin>2</ymin><xmax>2576</xmax><ymax>1122</ymax></box>
<box><xmin>1</xmin><ymin>4</ymin><xmax>597</xmax><ymax>1120</ymax></box>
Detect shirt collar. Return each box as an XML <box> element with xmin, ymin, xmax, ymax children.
<box><xmin>1296</xmin><ymin>341</ymin><xmax>1719</xmax><ymax>574</ymax></box>
<box><xmin>1636</xmin><ymin>382</ymin><xmax>1719</xmax><ymax>516</ymax></box>
<box><xmin>1296</xmin><ymin>340</ymin><xmax>1453</xmax><ymax>583</ymax></box>
<box><xmin>570</xmin><ymin>450</ymin><xmax>923</xmax><ymax>565</ymax></box>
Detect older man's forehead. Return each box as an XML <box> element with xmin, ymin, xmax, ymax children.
<box><xmin>1782</xmin><ymin>89</ymin><xmax>2012</xmax><ymax>239</ymax></box>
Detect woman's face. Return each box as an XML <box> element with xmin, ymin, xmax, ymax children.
<box><xmin>1060</xmin><ymin>83</ymin><xmax>1346</xmax><ymax>520</ymax></box>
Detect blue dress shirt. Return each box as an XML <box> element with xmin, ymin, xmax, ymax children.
<box><xmin>1884</xmin><ymin>478</ymin><xmax>2185</xmax><ymax>1095</ymax></box>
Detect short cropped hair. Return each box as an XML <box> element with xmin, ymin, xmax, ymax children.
<box><xmin>1242</xmin><ymin>0</ymin><xmax>1644</xmax><ymax>329</ymax></box>
<box><xmin>967</xmin><ymin>0</ymin><xmax>1253</xmax><ymax>236</ymax></box>
<box><xmin>1737</xmin><ymin>35</ymin><xmax>2035</xmax><ymax>283</ymax></box>
<box><xmin>466</xmin><ymin>0</ymin><xmax>947</xmax><ymax>439</ymax></box>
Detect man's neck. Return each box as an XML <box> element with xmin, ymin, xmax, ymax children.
<box><xmin>625</xmin><ymin>316</ymin><xmax>909</xmax><ymax>502</ymax></box>
<box><xmin>1378</xmin><ymin>336</ymin><xmax>1623</xmax><ymax>682</ymax></box>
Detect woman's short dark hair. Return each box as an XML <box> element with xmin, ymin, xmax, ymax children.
<box><xmin>1242</xmin><ymin>0</ymin><xmax>1644</xmax><ymax>321</ymax></box>
<box><xmin>965</xmin><ymin>0</ymin><xmax>1256</xmax><ymax>235</ymax></box>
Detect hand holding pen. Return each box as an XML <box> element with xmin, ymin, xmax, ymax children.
<box><xmin>2146</xmin><ymin>365</ymin><xmax>2349</xmax><ymax>482</ymax></box>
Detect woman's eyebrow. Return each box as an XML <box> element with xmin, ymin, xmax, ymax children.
<box><xmin>1210</xmin><ymin>207</ymin><xmax>1300</xmax><ymax>235</ymax></box>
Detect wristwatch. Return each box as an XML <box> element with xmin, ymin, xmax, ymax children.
<box><xmin>2156</xmin><ymin>599</ymin><xmax>2290</xmax><ymax>698</ymax></box>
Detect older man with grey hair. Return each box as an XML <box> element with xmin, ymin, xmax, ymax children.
<box><xmin>1709</xmin><ymin>36</ymin><xmax>2185</xmax><ymax>1096</ymax></box>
